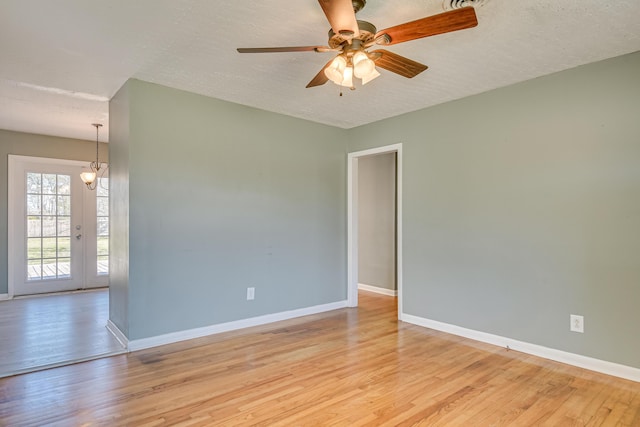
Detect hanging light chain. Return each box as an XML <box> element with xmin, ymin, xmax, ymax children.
<box><xmin>80</xmin><ymin>123</ymin><xmax>105</xmax><ymax>190</ymax></box>
<box><xmin>93</xmin><ymin>123</ymin><xmax>101</xmax><ymax>171</ymax></box>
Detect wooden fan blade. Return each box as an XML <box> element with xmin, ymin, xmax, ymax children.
<box><xmin>371</xmin><ymin>50</ymin><xmax>428</xmax><ymax>78</ymax></box>
<box><xmin>317</xmin><ymin>0</ymin><xmax>360</xmax><ymax>37</ymax></box>
<box><xmin>306</xmin><ymin>59</ymin><xmax>335</xmax><ymax>88</ymax></box>
<box><xmin>375</xmin><ymin>7</ymin><xmax>477</xmax><ymax>46</ymax></box>
<box><xmin>237</xmin><ymin>46</ymin><xmax>327</xmax><ymax>53</ymax></box>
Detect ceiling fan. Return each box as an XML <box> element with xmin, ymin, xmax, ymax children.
<box><xmin>237</xmin><ymin>0</ymin><xmax>478</xmax><ymax>90</ymax></box>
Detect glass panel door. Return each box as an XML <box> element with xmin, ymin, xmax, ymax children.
<box><xmin>83</xmin><ymin>175</ymin><xmax>109</xmax><ymax>288</ymax></box>
<box><xmin>97</xmin><ymin>177</ymin><xmax>109</xmax><ymax>276</ymax></box>
<box><xmin>9</xmin><ymin>156</ymin><xmax>109</xmax><ymax>296</ymax></box>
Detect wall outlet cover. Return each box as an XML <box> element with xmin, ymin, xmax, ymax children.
<box><xmin>570</xmin><ymin>314</ymin><xmax>584</xmax><ymax>333</ymax></box>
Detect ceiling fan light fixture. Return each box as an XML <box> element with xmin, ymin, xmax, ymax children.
<box><xmin>352</xmin><ymin>51</ymin><xmax>375</xmax><ymax>78</ymax></box>
<box><xmin>324</xmin><ymin>55</ymin><xmax>347</xmax><ymax>84</ymax></box>
<box><xmin>341</xmin><ymin>66</ymin><xmax>354</xmax><ymax>88</ymax></box>
<box><xmin>361</xmin><ymin>68</ymin><xmax>380</xmax><ymax>85</ymax></box>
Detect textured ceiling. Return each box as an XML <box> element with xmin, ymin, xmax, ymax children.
<box><xmin>1</xmin><ymin>0</ymin><xmax>639</xmax><ymax>142</ymax></box>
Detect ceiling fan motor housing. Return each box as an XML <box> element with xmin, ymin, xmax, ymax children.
<box><xmin>328</xmin><ymin>20</ymin><xmax>377</xmax><ymax>48</ymax></box>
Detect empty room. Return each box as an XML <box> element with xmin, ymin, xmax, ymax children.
<box><xmin>1</xmin><ymin>0</ymin><xmax>639</xmax><ymax>425</ymax></box>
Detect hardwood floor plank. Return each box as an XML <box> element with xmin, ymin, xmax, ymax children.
<box><xmin>0</xmin><ymin>291</ymin><xmax>638</xmax><ymax>426</ymax></box>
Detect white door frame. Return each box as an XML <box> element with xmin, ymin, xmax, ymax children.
<box><xmin>347</xmin><ymin>143</ymin><xmax>403</xmax><ymax>318</ymax></box>
<box><xmin>8</xmin><ymin>155</ymin><xmax>107</xmax><ymax>298</ymax></box>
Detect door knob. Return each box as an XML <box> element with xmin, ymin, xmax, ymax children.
<box><xmin>75</xmin><ymin>233</ymin><xmax>82</xmax><ymax>240</ymax></box>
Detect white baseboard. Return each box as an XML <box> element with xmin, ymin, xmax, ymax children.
<box><xmin>106</xmin><ymin>320</ymin><xmax>129</xmax><ymax>349</ymax></box>
<box><xmin>128</xmin><ymin>300</ymin><xmax>348</xmax><ymax>352</ymax></box>
<box><xmin>358</xmin><ymin>283</ymin><xmax>397</xmax><ymax>297</ymax></box>
<box><xmin>401</xmin><ymin>313</ymin><xmax>640</xmax><ymax>383</ymax></box>
<box><xmin>0</xmin><ymin>293</ymin><xmax>10</xmax><ymax>301</ymax></box>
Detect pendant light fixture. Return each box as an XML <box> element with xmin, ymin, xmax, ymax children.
<box><xmin>80</xmin><ymin>123</ymin><xmax>106</xmax><ymax>190</ymax></box>
<box><xmin>324</xmin><ymin>50</ymin><xmax>380</xmax><ymax>89</ymax></box>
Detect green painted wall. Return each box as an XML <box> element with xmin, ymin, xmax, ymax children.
<box><xmin>0</xmin><ymin>130</ymin><xmax>107</xmax><ymax>294</ymax></box>
<box><xmin>111</xmin><ymin>80</ymin><xmax>347</xmax><ymax>340</ymax></box>
<box><xmin>108</xmin><ymin>83</ymin><xmax>131</xmax><ymax>336</ymax></box>
<box><xmin>347</xmin><ymin>52</ymin><xmax>640</xmax><ymax>368</ymax></box>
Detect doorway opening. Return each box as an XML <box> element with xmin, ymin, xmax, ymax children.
<box><xmin>8</xmin><ymin>155</ymin><xmax>109</xmax><ymax>296</ymax></box>
<box><xmin>2</xmin><ymin>155</ymin><xmax>121</xmax><ymax>377</ymax></box>
<box><xmin>347</xmin><ymin>143</ymin><xmax>402</xmax><ymax>317</ymax></box>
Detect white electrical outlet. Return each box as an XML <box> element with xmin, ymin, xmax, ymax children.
<box><xmin>570</xmin><ymin>314</ymin><xmax>584</xmax><ymax>333</ymax></box>
<box><xmin>247</xmin><ymin>287</ymin><xmax>255</xmax><ymax>301</ymax></box>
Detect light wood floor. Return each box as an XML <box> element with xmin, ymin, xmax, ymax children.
<box><xmin>1</xmin><ymin>291</ymin><xmax>638</xmax><ymax>426</ymax></box>
<box><xmin>0</xmin><ymin>289</ymin><xmax>125</xmax><ymax>378</ymax></box>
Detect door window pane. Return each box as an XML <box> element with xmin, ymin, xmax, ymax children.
<box><xmin>27</xmin><ymin>238</ymin><xmax>42</xmax><ymax>259</ymax></box>
<box><xmin>28</xmin><ymin>259</ymin><xmax>42</xmax><ymax>280</ymax></box>
<box><xmin>42</xmin><ymin>260</ymin><xmax>57</xmax><ymax>280</ymax></box>
<box><xmin>27</xmin><ymin>173</ymin><xmax>41</xmax><ymax>193</ymax></box>
<box><xmin>42</xmin><ymin>174</ymin><xmax>57</xmax><ymax>194</ymax></box>
<box><xmin>28</xmin><ymin>216</ymin><xmax>41</xmax><ymax>237</ymax></box>
<box><xmin>57</xmin><ymin>195</ymin><xmax>71</xmax><ymax>215</ymax></box>
<box><xmin>97</xmin><ymin>256</ymin><xmax>109</xmax><ymax>275</ymax></box>
<box><xmin>97</xmin><ymin>217</ymin><xmax>109</xmax><ymax>236</ymax></box>
<box><xmin>42</xmin><ymin>216</ymin><xmax>56</xmax><ymax>237</ymax></box>
<box><xmin>42</xmin><ymin>237</ymin><xmax>57</xmax><ymax>259</ymax></box>
<box><xmin>58</xmin><ymin>217</ymin><xmax>70</xmax><ymax>237</ymax></box>
<box><xmin>97</xmin><ymin>197</ymin><xmax>108</xmax><ymax>216</ymax></box>
<box><xmin>57</xmin><ymin>237</ymin><xmax>71</xmax><ymax>258</ymax></box>
<box><xmin>27</xmin><ymin>195</ymin><xmax>41</xmax><ymax>215</ymax></box>
<box><xmin>42</xmin><ymin>195</ymin><xmax>56</xmax><ymax>215</ymax></box>
<box><xmin>57</xmin><ymin>258</ymin><xmax>71</xmax><ymax>278</ymax></box>
<box><xmin>97</xmin><ymin>236</ymin><xmax>109</xmax><ymax>256</ymax></box>
<box><xmin>97</xmin><ymin>178</ymin><xmax>109</xmax><ymax>197</ymax></box>
<box><xmin>57</xmin><ymin>175</ymin><xmax>70</xmax><ymax>195</ymax></box>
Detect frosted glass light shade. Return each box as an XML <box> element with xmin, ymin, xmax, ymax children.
<box><xmin>353</xmin><ymin>51</ymin><xmax>375</xmax><ymax>78</ymax></box>
<box><xmin>361</xmin><ymin>68</ymin><xmax>381</xmax><ymax>85</ymax></box>
<box><xmin>324</xmin><ymin>56</ymin><xmax>347</xmax><ymax>84</ymax></box>
<box><xmin>80</xmin><ymin>171</ymin><xmax>97</xmax><ymax>185</ymax></box>
<box><xmin>341</xmin><ymin>66</ymin><xmax>354</xmax><ymax>87</ymax></box>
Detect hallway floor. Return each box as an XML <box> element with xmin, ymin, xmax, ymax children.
<box><xmin>0</xmin><ymin>289</ymin><xmax>125</xmax><ymax>378</ymax></box>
